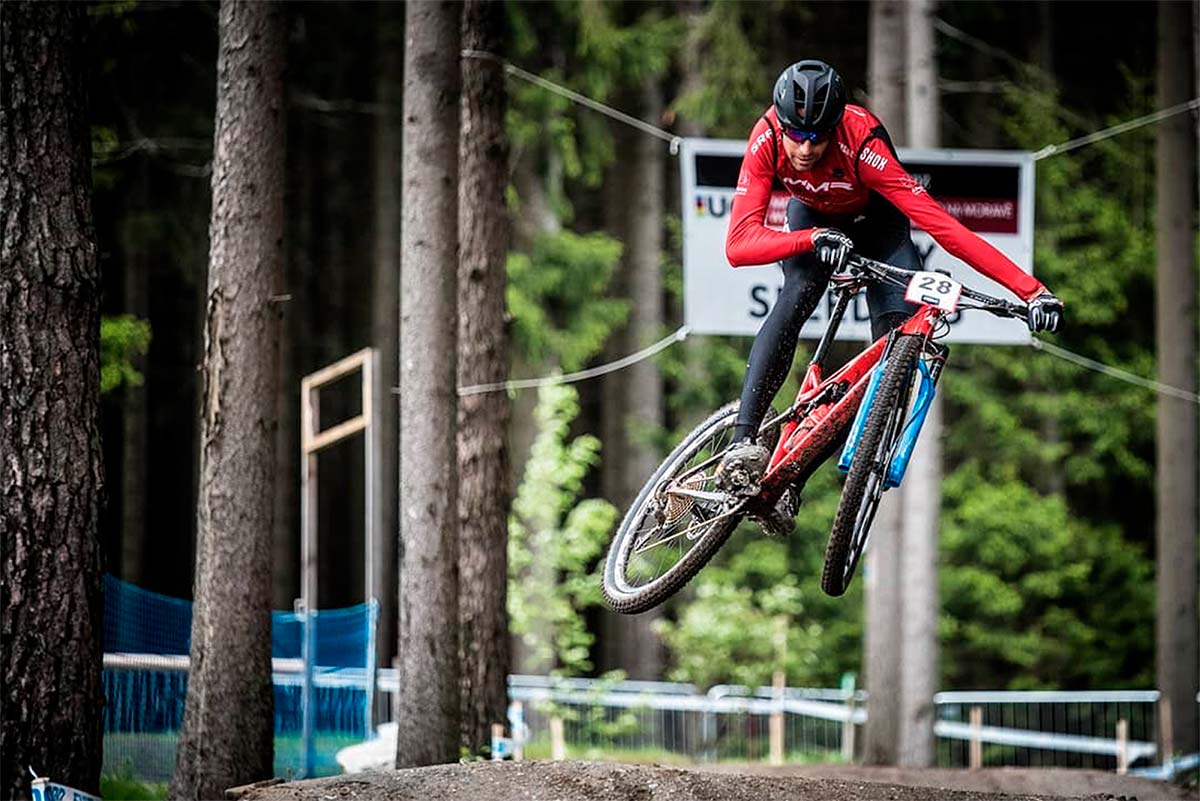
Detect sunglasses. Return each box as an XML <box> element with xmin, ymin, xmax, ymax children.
<box><xmin>782</xmin><ymin>127</ymin><xmax>828</xmax><ymax>144</ymax></box>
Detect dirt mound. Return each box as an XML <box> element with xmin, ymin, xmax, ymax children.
<box><xmin>236</xmin><ymin>760</ymin><xmax>1189</xmax><ymax>801</ymax></box>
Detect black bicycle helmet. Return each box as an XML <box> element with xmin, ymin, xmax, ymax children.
<box><xmin>773</xmin><ymin>60</ymin><xmax>847</xmax><ymax>133</ymax></box>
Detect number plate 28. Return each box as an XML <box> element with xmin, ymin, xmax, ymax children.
<box><xmin>904</xmin><ymin>271</ymin><xmax>963</xmax><ymax>312</ymax></box>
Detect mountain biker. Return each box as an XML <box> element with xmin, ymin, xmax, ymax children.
<box><xmin>717</xmin><ymin>60</ymin><xmax>1063</xmax><ymax>508</ymax></box>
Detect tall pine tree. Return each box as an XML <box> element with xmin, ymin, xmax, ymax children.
<box><xmin>1</xmin><ymin>4</ymin><xmax>105</xmax><ymax>796</ymax></box>
<box><xmin>171</xmin><ymin>1</ymin><xmax>286</xmax><ymax>794</ymax></box>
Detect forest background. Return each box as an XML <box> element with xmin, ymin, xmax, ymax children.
<box><xmin>89</xmin><ymin>0</ymin><xmax>1185</xmax><ymax>699</ymax></box>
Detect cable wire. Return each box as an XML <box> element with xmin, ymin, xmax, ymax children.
<box><xmin>457</xmin><ymin>326</ymin><xmax>691</xmax><ymax>396</ymax></box>
<box><xmin>1031</xmin><ymin>338</ymin><xmax>1200</xmax><ymax>405</ymax></box>
<box><xmin>1033</xmin><ymin>99</ymin><xmax>1200</xmax><ymax>160</ymax></box>
<box><xmin>457</xmin><ymin>48</ymin><xmax>1199</xmax><ymax>406</ymax></box>
<box><xmin>463</xmin><ymin>49</ymin><xmax>683</xmax><ymax>154</ymax></box>
<box><xmin>933</xmin><ymin>18</ymin><xmax>1046</xmax><ymax>76</ymax></box>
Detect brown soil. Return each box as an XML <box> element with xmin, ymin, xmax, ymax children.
<box><xmin>238</xmin><ymin>760</ymin><xmax>1196</xmax><ymax>801</ymax></box>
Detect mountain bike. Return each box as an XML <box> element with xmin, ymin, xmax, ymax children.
<box><xmin>602</xmin><ymin>253</ymin><xmax>1029</xmax><ymax>614</ymax></box>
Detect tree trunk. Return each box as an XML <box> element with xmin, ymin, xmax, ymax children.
<box><xmin>896</xmin><ymin>0</ymin><xmax>940</xmax><ymax>770</ymax></box>
<box><xmin>457</xmin><ymin>0</ymin><xmax>512</xmax><ymax>756</ymax></box>
<box><xmin>121</xmin><ymin>161</ymin><xmax>151</xmax><ymax>586</ymax></box>
<box><xmin>0</xmin><ymin>4</ymin><xmax>104</xmax><ymax>797</ymax></box>
<box><xmin>867</xmin><ymin>0</ymin><xmax>907</xmax><ymax>134</ymax></box>
<box><xmin>372</xmin><ymin>0</ymin><xmax>404</xmax><ymax>696</ymax></box>
<box><xmin>1154</xmin><ymin>0</ymin><xmax>1199</xmax><ymax>757</ymax></box>
<box><xmin>396</xmin><ymin>0</ymin><xmax>462</xmax><ymax>768</ymax></box>
<box><xmin>674</xmin><ymin>0</ymin><xmax>708</xmax><ymax>140</ymax></box>
<box><xmin>169</xmin><ymin>2</ymin><xmax>286</xmax><ymax>796</ymax></box>
<box><xmin>600</xmin><ymin>79</ymin><xmax>667</xmax><ymax>681</ymax></box>
<box><xmin>863</xmin><ymin>492</ymin><xmax>903</xmax><ymax>765</ymax></box>
<box><xmin>863</xmin><ymin>0</ymin><xmax>907</xmax><ymax>767</ymax></box>
<box><xmin>599</xmin><ymin>114</ymin><xmax>633</xmax><ymax>675</ymax></box>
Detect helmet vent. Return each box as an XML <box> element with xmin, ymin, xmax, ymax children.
<box><xmin>813</xmin><ymin>85</ymin><xmax>829</xmax><ymax>111</ymax></box>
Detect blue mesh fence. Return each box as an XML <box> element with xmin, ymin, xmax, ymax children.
<box><xmin>102</xmin><ymin>575</ymin><xmax>376</xmax><ymax>783</ymax></box>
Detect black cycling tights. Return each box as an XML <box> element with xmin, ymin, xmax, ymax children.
<box><xmin>731</xmin><ymin>195</ymin><xmax>923</xmax><ymax>443</ymax></box>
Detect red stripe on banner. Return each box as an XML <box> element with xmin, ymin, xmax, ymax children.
<box><xmin>766</xmin><ymin>192</ymin><xmax>1018</xmax><ymax>234</ymax></box>
<box><xmin>935</xmin><ymin>197</ymin><xmax>1019</xmax><ymax>234</ymax></box>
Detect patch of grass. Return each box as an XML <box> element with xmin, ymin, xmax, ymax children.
<box><xmin>100</xmin><ymin>770</ymin><xmax>167</xmax><ymax>801</ymax></box>
<box><xmin>273</xmin><ymin>732</ymin><xmax>365</xmax><ymax>778</ymax></box>
<box><xmin>520</xmin><ymin>736</ymin><xmax>693</xmax><ymax>765</ymax></box>
<box><xmin>517</xmin><ymin>734</ymin><xmax>845</xmax><ymax>767</ymax></box>
<box><xmin>103</xmin><ymin>730</ymin><xmax>367</xmax><ymax>785</ymax></box>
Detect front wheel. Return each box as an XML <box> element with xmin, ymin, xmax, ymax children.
<box><xmin>602</xmin><ymin>402</ymin><xmax>747</xmax><ymax>614</ymax></box>
<box><xmin>822</xmin><ymin>333</ymin><xmax>923</xmax><ymax>597</ymax></box>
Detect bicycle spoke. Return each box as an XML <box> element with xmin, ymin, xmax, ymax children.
<box><xmin>633</xmin><ymin>505</ymin><xmax>741</xmax><ymax>555</ymax></box>
<box><xmin>613</xmin><ymin>414</ymin><xmax>744</xmax><ymax>592</ymax></box>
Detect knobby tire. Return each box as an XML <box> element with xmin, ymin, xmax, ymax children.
<box><xmin>822</xmin><ymin>333</ymin><xmax>923</xmax><ymax>597</ymax></box>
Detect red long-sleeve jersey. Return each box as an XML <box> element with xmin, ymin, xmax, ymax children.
<box><xmin>724</xmin><ymin>104</ymin><xmax>1045</xmax><ymax>302</ymax></box>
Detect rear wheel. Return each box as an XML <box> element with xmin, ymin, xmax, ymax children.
<box><xmin>822</xmin><ymin>333</ymin><xmax>923</xmax><ymax>597</ymax></box>
<box><xmin>602</xmin><ymin>402</ymin><xmax>747</xmax><ymax>614</ymax></box>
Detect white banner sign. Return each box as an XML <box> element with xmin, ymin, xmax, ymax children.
<box><xmin>680</xmin><ymin>138</ymin><xmax>1036</xmax><ymax>344</ymax></box>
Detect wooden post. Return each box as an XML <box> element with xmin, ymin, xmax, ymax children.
<box><xmin>364</xmin><ymin>348</ymin><xmax>381</xmax><ymax>729</ymax></box>
<box><xmin>300</xmin><ymin>391</ymin><xmax>318</xmax><ymax>778</ymax></box>
<box><xmin>550</xmin><ymin>717</ymin><xmax>566</xmax><ymax>761</ymax></box>
<box><xmin>968</xmin><ymin>706</ymin><xmax>983</xmax><ymax>769</ymax></box>
<box><xmin>491</xmin><ymin>723</ymin><xmax>505</xmax><ymax>761</ymax></box>
<box><xmin>513</xmin><ymin>701</ymin><xmax>525</xmax><ymax>761</ymax></box>
<box><xmin>1158</xmin><ymin>696</ymin><xmax>1174</xmax><ymax>764</ymax></box>
<box><xmin>769</xmin><ymin>617</ymin><xmax>788</xmax><ymax>765</ymax></box>
<box><xmin>297</xmin><ymin>350</ymin><xmax>378</xmax><ymax>752</ymax></box>
<box><xmin>769</xmin><ymin>670</ymin><xmax>785</xmax><ymax>766</ymax></box>
<box><xmin>1116</xmin><ymin>719</ymin><xmax>1129</xmax><ymax>774</ymax></box>
<box><xmin>841</xmin><ymin>672</ymin><xmax>857</xmax><ymax>763</ymax></box>
<box><xmin>842</xmin><ymin>695</ymin><xmax>857</xmax><ymax>762</ymax></box>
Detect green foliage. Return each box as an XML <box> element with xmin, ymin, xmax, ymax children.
<box><xmin>942</xmin><ymin>81</ymin><xmax>1158</xmax><ymax>503</ymax></box>
<box><xmin>939</xmin><ymin>467</ymin><xmax>1155</xmax><ymax>688</ymax></box>
<box><xmin>100</xmin><ymin>314</ymin><xmax>151</xmax><ymax>394</ymax></box>
<box><xmin>508</xmin><ymin>384</ymin><xmax>619</xmax><ymax>675</ymax></box>
<box><xmin>507</xmin><ymin>231</ymin><xmax>628</xmax><ymax>371</ymax></box>
<box><xmin>100</xmin><ymin>769</ymin><xmax>167</xmax><ymax>801</ymax></box>
<box><xmin>669</xmin><ymin>1</ymin><xmax>774</xmax><ymax>137</ymax></box>
<box><xmin>506</xmin><ymin>1</ymin><xmax>681</xmax><ymax>207</ymax></box>
<box><xmin>658</xmin><ymin>462</ymin><xmax>863</xmax><ymax>690</ymax></box>
<box><xmin>533</xmin><ymin>670</ymin><xmax>646</xmax><ymax>752</ymax></box>
<box><xmin>935</xmin><ymin>79</ymin><xmax>1158</xmax><ymax>689</ymax></box>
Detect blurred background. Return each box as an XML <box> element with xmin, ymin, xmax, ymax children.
<box><xmin>84</xmin><ymin>0</ymin><xmax>1195</xmax><ymax>784</ymax></box>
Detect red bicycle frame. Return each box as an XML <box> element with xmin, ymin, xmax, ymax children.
<box><xmin>758</xmin><ymin>291</ymin><xmax>942</xmax><ymax>496</ymax></box>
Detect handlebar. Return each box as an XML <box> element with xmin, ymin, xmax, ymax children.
<box><xmin>842</xmin><ymin>254</ymin><xmax>1028</xmax><ymax>320</ymax></box>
